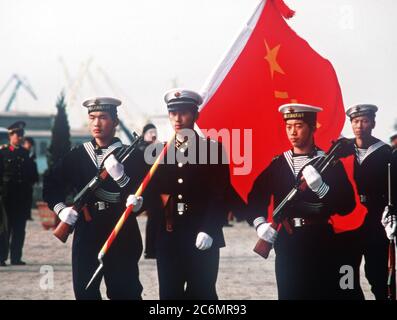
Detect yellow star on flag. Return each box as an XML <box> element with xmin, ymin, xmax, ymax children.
<box><xmin>264</xmin><ymin>40</ymin><xmax>285</xmax><ymax>79</ymax></box>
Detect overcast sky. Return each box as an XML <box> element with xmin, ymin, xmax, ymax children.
<box><xmin>0</xmin><ymin>0</ymin><xmax>396</xmax><ymax>141</ymax></box>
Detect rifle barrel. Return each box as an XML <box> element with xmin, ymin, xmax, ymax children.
<box><xmin>388</xmin><ymin>163</ymin><xmax>392</xmax><ymax>206</ymax></box>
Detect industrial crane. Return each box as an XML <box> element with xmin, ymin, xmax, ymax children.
<box><xmin>58</xmin><ymin>57</ymin><xmax>147</xmax><ymax>143</ymax></box>
<box><xmin>0</xmin><ymin>74</ymin><xmax>37</xmax><ymax>111</ymax></box>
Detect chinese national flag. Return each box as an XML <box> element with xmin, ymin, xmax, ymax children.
<box><xmin>331</xmin><ymin>157</ymin><xmax>367</xmax><ymax>233</ymax></box>
<box><xmin>197</xmin><ymin>0</ymin><xmax>365</xmax><ymax>231</ymax></box>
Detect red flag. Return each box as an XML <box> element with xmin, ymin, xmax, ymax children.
<box><xmin>197</xmin><ymin>0</ymin><xmax>365</xmax><ymax>231</ymax></box>
<box><xmin>330</xmin><ymin>156</ymin><xmax>367</xmax><ymax>233</ymax></box>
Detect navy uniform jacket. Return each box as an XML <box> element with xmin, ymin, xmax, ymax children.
<box><xmin>144</xmin><ymin>133</ymin><xmax>230</xmax><ymax>250</ymax></box>
<box><xmin>0</xmin><ymin>145</ymin><xmax>38</xmax><ymax>208</ymax></box>
<box><xmin>353</xmin><ymin>141</ymin><xmax>397</xmax><ymax>224</ymax></box>
<box><xmin>43</xmin><ymin>138</ymin><xmax>146</xmax><ymax>259</ymax></box>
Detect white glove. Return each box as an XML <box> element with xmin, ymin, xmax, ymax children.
<box><xmin>381</xmin><ymin>206</ymin><xmax>396</xmax><ymax>240</ymax></box>
<box><xmin>104</xmin><ymin>154</ymin><xmax>124</xmax><ymax>181</ymax></box>
<box><xmin>59</xmin><ymin>207</ymin><xmax>79</xmax><ymax>226</ymax></box>
<box><xmin>257</xmin><ymin>222</ymin><xmax>278</xmax><ymax>244</ymax></box>
<box><xmin>195</xmin><ymin>232</ymin><xmax>213</xmax><ymax>250</ymax></box>
<box><xmin>302</xmin><ymin>165</ymin><xmax>323</xmax><ymax>192</ymax></box>
<box><xmin>126</xmin><ymin>194</ymin><xmax>143</xmax><ymax>213</ymax></box>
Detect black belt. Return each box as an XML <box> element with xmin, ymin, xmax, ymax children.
<box><xmin>88</xmin><ymin>201</ymin><xmax>114</xmax><ymax>214</ymax></box>
<box><xmin>288</xmin><ymin>216</ymin><xmax>329</xmax><ymax>228</ymax></box>
<box><xmin>359</xmin><ymin>194</ymin><xmax>386</xmax><ymax>205</ymax></box>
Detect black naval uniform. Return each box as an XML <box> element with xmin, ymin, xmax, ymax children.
<box><xmin>0</xmin><ymin>144</ymin><xmax>38</xmax><ymax>264</ymax></box>
<box><xmin>247</xmin><ymin>148</ymin><xmax>356</xmax><ymax>300</ymax></box>
<box><xmin>351</xmin><ymin>140</ymin><xmax>397</xmax><ymax>300</ymax></box>
<box><xmin>43</xmin><ymin>138</ymin><xmax>145</xmax><ymax>300</ymax></box>
<box><xmin>0</xmin><ymin>197</ymin><xmax>6</xmax><ymax>264</ymax></box>
<box><xmin>26</xmin><ymin>151</ymin><xmax>39</xmax><ymax>220</ymax></box>
<box><xmin>144</xmin><ymin>133</ymin><xmax>230</xmax><ymax>299</ymax></box>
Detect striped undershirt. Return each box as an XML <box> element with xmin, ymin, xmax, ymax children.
<box><xmin>96</xmin><ymin>150</ymin><xmax>105</xmax><ymax>166</ymax></box>
<box><xmin>356</xmin><ymin>147</ymin><xmax>367</xmax><ymax>165</ymax></box>
<box><xmin>292</xmin><ymin>154</ymin><xmax>310</xmax><ymax>177</ymax></box>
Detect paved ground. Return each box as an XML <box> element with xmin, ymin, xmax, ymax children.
<box><xmin>0</xmin><ymin>210</ymin><xmax>376</xmax><ymax>300</ymax></box>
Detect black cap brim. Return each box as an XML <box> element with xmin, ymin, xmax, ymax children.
<box><xmin>167</xmin><ymin>103</ymin><xmax>198</xmax><ymax>112</ymax></box>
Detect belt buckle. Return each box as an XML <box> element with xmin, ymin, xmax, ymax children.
<box><xmin>359</xmin><ymin>195</ymin><xmax>367</xmax><ymax>203</ymax></box>
<box><xmin>177</xmin><ymin>202</ymin><xmax>187</xmax><ymax>215</ymax></box>
<box><xmin>96</xmin><ymin>201</ymin><xmax>107</xmax><ymax>212</ymax></box>
<box><xmin>292</xmin><ymin>217</ymin><xmax>305</xmax><ymax>227</ymax></box>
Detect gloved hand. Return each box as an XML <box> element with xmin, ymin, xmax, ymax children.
<box><xmin>302</xmin><ymin>165</ymin><xmax>323</xmax><ymax>192</ymax></box>
<box><xmin>126</xmin><ymin>194</ymin><xmax>143</xmax><ymax>212</ymax></box>
<box><xmin>59</xmin><ymin>207</ymin><xmax>79</xmax><ymax>226</ymax></box>
<box><xmin>256</xmin><ymin>222</ymin><xmax>278</xmax><ymax>244</ymax></box>
<box><xmin>381</xmin><ymin>206</ymin><xmax>396</xmax><ymax>240</ymax></box>
<box><xmin>104</xmin><ymin>154</ymin><xmax>124</xmax><ymax>181</ymax></box>
<box><xmin>195</xmin><ymin>232</ymin><xmax>213</xmax><ymax>250</ymax></box>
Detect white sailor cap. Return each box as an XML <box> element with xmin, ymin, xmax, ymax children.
<box><xmin>346</xmin><ymin>104</ymin><xmax>378</xmax><ymax>120</ymax></box>
<box><xmin>82</xmin><ymin>97</ymin><xmax>122</xmax><ymax>114</ymax></box>
<box><xmin>390</xmin><ymin>132</ymin><xmax>397</xmax><ymax>141</ymax></box>
<box><xmin>278</xmin><ymin>103</ymin><xmax>322</xmax><ymax>126</ymax></box>
<box><xmin>164</xmin><ymin>88</ymin><xmax>203</xmax><ymax>112</ymax></box>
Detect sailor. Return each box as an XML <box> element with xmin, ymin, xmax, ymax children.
<box><xmin>345</xmin><ymin>104</ymin><xmax>397</xmax><ymax>299</ymax></box>
<box><xmin>43</xmin><ymin>97</ymin><xmax>146</xmax><ymax>299</ymax></box>
<box><xmin>247</xmin><ymin>103</ymin><xmax>356</xmax><ymax>299</ymax></box>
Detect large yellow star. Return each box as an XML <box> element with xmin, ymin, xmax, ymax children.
<box><xmin>264</xmin><ymin>40</ymin><xmax>285</xmax><ymax>79</ymax></box>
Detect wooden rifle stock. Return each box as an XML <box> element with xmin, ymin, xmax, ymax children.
<box><xmin>52</xmin><ymin>170</ymin><xmax>109</xmax><ymax>242</ymax></box>
<box><xmin>253</xmin><ymin>219</ymin><xmax>293</xmax><ymax>258</ymax></box>
<box><xmin>253</xmin><ymin>222</ymin><xmax>279</xmax><ymax>258</ymax></box>
<box><xmin>52</xmin><ymin>220</ymin><xmax>72</xmax><ymax>243</ymax></box>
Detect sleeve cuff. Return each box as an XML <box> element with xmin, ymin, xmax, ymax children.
<box><xmin>54</xmin><ymin>202</ymin><xmax>67</xmax><ymax>216</ymax></box>
<box><xmin>115</xmin><ymin>173</ymin><xmax>130</xmax><ymax>188</ymax></box>
<box><xmin>315</xmin><ymin>182</ymin><xmax>330</xmax><ymax>199</ymax></box>
<box><xmin>253</xmin><ymin>216</ymin><xmax>266</xmax><ymax>229</ymax></box>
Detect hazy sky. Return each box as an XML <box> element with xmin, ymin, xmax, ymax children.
<box><xmin>0</xmin><ymin>0</ymin><xmax>396</xmax><ymax>140</ymax></box>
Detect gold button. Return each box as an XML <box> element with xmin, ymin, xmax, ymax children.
<box><xmin>178</xmin><ymin>178</ymin><xmax>183</xmax><ymax>184</ymax></box>
<box><xmin>178</xmin><ymin>162</ymin><xmax>183</xmax><ymax>168</ymax></box>
<box><xmin>180</xmin><ymin>148</ymin><xmax>185</xmax><ymax>153</ymax></box>
<box><xmin>178</xmin><ymin>194</ymin><xmax>183</xmax><ymax>200</ymax></box>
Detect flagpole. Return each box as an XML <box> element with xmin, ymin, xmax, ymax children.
<box><xmin>199</xmin><ymin>0</ymin><xmax>266</xmax><ymax>108</ymax></box>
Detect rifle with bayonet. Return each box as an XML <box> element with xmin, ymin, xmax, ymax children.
<box><xmin>53</xmin><ymin>132</ymin><xmax>143</xmax><ymax>243</ymax></box>
<box><xmin>253</xmin><ymin>137</ymin><xmax>355</xmax><ymax>258</ymax></box>
<box><xmin>387</xmin><ymin>162</ymin><xmax>396</xmax><ymax>300</ymax></box>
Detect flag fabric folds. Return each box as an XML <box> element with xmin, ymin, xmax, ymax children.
<box><xmin>197</xmin><ymin>0</ymin><xmax>365</xmax><ymax>231</ymax></box>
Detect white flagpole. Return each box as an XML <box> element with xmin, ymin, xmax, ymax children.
<box><xmin>198</xmin><ymin>0</ymin><xmax>266</xmax><ymax>110</ymax></box>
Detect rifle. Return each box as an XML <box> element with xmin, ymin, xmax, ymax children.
<box><xmin>53</xmin><ymin>133</ymin><xmax>142</xmax><ymax>243</ymax></box>
<box><xmin>387</xmin><ymin>162</ymin><xmax>396</xmax><ymax>300</ymax></box>
<box><xmin>254</xmin><ymin>137</ymin><xmax>355</xmax><ymax>258</ymax></box>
